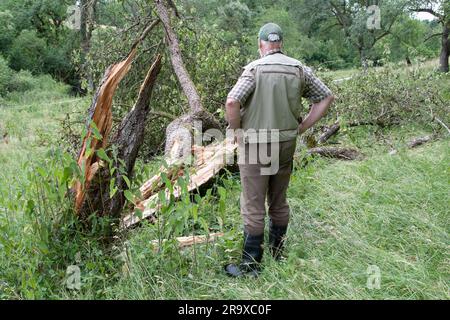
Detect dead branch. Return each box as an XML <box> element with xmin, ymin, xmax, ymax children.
<box><xmin>307</xmin><ymin>146</ymin><xmax>362</xmax><ymax>160</ymax></box>
<box><xmin>132</xmin><ymin>19</ymin><xmax>160</xmax><ymax>48</ymax></box>
<box><xmin>408</xmin><ymin>136</ymin><xmax>433</xmax><ymax>149</ymax></box>
<box><xmin>433</xmin><ymin>117</ymin><xmax>450</xmax><ymax>135</ymax></box>
<box><xmin>318</xmin><ymin>121</ymin><xmax>340</xmax><ymax>144</ymax></box>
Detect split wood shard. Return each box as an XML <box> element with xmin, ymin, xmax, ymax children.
<box><xmin>150</xmin><ymin>232</ymin><xmax>225</xmax><ymax>250</ymax></box>
<box><xmin>121</xmin><ymin>139</ymin><xmax>238</xmax><ymax>229</ymax></box>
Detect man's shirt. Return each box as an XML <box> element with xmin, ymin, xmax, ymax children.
<box><xmin>228</xmin><ymin>50</ymin><xmax>333</xmax><ymax>105</ymax></box>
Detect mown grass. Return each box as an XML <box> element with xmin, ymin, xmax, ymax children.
<box><xmin>0</xmin><ymin>66</ymin><xmax>448</xmax><ymax>300</ymax></box>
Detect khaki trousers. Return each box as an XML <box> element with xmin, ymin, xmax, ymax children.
<box><xmin>238</xmin><ymin>140</ymin><xmax>296</xmax><ymax>236</ymax></box>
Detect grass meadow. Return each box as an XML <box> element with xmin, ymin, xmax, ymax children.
<box><xmin>0</xmin><ymin>64</ymin><xmax>448</xmax><ymax>300</ymax></box>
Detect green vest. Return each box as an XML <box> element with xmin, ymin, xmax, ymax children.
<box><xmin>242</xmin><ymin>53</ymin><xmax>305</xmax><ymax>143</ymax></box>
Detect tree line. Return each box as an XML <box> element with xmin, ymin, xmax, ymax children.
<box><xmin>0</xmin><ymin>0</ymin><xmax>447</xmax><ymax>94</ymax></box>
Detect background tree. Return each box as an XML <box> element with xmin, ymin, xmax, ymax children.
<box><xmin>409</xmin><ymin>0</ymin><xmax>449</xmax><ymax>72</ymax></box>
<box><xmin>80</xmin><ymin>0</ymin><xmax>98</xmax><ymax>91</ymax></box>
<box><xmin>300</xmin><ymin>0</ymin><xmax>408</xmax><ymax>69</ymax></box>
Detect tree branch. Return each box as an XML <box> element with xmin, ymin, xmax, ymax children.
<box><xmin>424</xmin><ymin>32</ymin><xmax>444</xmax><ymax>42</ymax></box>
<box><xmin>154</xmin><ymin>0</ymin><xmax>204</xmax><ymax>113</ymax></box>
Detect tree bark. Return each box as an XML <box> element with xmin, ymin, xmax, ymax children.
<box><xmin>439</xmin><ymin>24</ymin><xmax>449</xmax><ymax>73</ymax></box>
<box><xmin>408</xmin><ymin>136</ymin><xmax>433</xmax><ymax>148</ymax></box>
<box><xmin>80</xmin><ymin>0</ymin><xmax>97</xmax><ymax>92</ymax></box>
<box><xmin>318</xmin><ymin>121</ymin><xmax>340</xmax><ymax>144</ymax></box>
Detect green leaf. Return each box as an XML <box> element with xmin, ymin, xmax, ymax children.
<box><xmin>123</xmin><ymin>175</ymin><xmax>131</xmax><ymax>189</ymax></box>
<box><xmin>96</xmin><ymin>148</ymin><xmax>111</xmax><ymax>163</ymax></box>
<box><xmin>109</xmin><ymin>178</ymin><xmax>117</xmax><ymax>198</ymax></box>
<box><xmin>199</xmin><ymin>217</ymin><xmax>209</xmax><ymax>233</ymax></box>
<box><xmin>192</xmin><ymin>205</ymin><xmax>198</xmax><ymax>222</ymax></box>
<box><xmin>80</xmin><ymin>126</ymin><xmax>88</xmax><ymax>142</ymax></box>
<box><xmin>124</xmin><ymin>190</ymin><xmax>134</xmax><ymax>204</ymax></box>
<box><xmin>135</xmin><ymin>208</ymin><xmax>143</xmax><ymax>220</ymax></box>
<box><xmin>90</xmin><ymin>121</ymin><xmax>103</xmax><ymax>140</ymax></box>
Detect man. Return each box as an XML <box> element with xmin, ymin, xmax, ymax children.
<box><xmin>224</xmin><ymin>23</ymin><xmax>335</xmax><ymax>277</ymax></box>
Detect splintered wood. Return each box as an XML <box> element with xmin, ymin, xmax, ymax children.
<box><xmin>121</xmin><ymin>139</ymin><xmax>238</xmax><ymax>228</ymax></box>
<box><xmin>74</xmin><ymin>48</ymin><xmax>137</xmax><ymax>214</ymax></box>
<box><xmin>150</xmin><ymin>232</ymin><xmax>224</xmax><ymax>251</ymax></box>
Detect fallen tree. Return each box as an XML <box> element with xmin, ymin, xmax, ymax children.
<box><xmin>122</xmin><ymin>140</ymin><xmax>362</xmax><ymax>229</ymax></box>
<box><xmin>408</xmin><ymin>136</ymin><xmax>433</xmax><ymax>149</ymax></box>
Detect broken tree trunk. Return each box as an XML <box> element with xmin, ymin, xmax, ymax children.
<box><xmin>77</xmin><ymin>55</ymin><xmax>163</xmax><ymax>220</ymax></box>
<box><xmin>74</xmin><ymin>47</ymin><xmax>138</xmax><ymax>216</ymax></box>
<box><xmin>74</xmin><ymin>20</ymin><xmax>162</xmax><ymax>220</ymax></box>
<box><xmin>154</xmin><ymin>0</ymin><xmax>221</xmax><ymax>161</ymax></box>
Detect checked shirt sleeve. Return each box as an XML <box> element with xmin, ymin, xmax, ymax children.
<box><xmin>227</xmin><ymin>68</ymin><xmax>256</xmax><ymax>105</ymax></box>
<box><xmin>302</xmin><ymin>66</ymin><xmax>333</xmax><ymax>104</ymax></box>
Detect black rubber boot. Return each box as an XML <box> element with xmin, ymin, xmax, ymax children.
<box><xmin>269</xmin><ymin>221</ymin><xmax>288</xmax><ymax>261</ymax></box>
<box><xmin>224</xmin><ymin>232</ymin><xmax>264</xmax><ymax>278</ymax></box>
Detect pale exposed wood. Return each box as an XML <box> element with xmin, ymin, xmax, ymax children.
<box><xmin>150</xmin><ymin>232</ymin><xmax>224</xmax><ymax>251</ymax></box>
<box><xmin>121</xmin><ymin>139</ymin><xmax>237</xmax><ymax>228</ymax></box>
<box><xmin>74</xmin><ymin>20</ymin><xmax>163</xmax><ymax>219</ymax></box>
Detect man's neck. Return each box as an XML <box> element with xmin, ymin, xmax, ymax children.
<box><xmin>261</xmin><ymin>48</ymin><xmax>283</xmax><ymax>58</ymax></box>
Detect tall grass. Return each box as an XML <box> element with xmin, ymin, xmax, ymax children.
<box><xmin>95</xmin><ymin>136</ymin><xmax>447</xmax><ymax>300</ymax></box>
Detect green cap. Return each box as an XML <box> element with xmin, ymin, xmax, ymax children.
<box><xmin>258</xmin><ymin>23</ymin><xmax>283</xmax><ymax>42</ymax></box>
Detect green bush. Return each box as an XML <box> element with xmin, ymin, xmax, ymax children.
<box><xmin>328</xmin><ymin>67</ymin><xmax>449</xmax><ymax>129</ymax></box>
<box><xmin>8</xmin><ymin>29</ymin><xmax>47</xmax><ymax>74</ymax></box>
<box><xmin>5</xmin><ymin>69</ymin><xmax>69</xmax><ymax>96</ymax></box>
<box><xmin>7</xmin><ymin>69</ymin><xmax>36</xmax><ymax>92</ymax></box>
<box><xmin>0</xmin><ymin>10</ymin><xmax>16</xmax><ymax>55</ymax></box>
<box><xmin>0</xmin><ymin>54</ymin><xmax>13</xmax><ymax>96</ymax></box>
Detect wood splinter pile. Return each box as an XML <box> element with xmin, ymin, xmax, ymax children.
<box><xmin>121</xmin><ymin>139</ymin><xmax>238</xmax><ymax>229</ymax></box>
